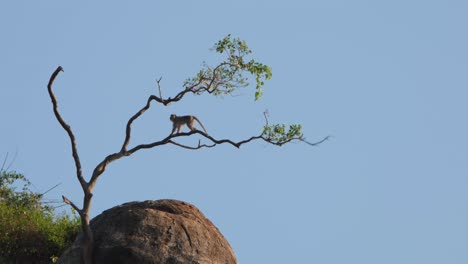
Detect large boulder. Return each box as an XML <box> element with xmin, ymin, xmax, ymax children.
<box><xmin>58</xmin><ymin>199</ymin><xmax>237</xmax><ymax>264</ymax></box>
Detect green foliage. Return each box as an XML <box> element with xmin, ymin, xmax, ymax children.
<box><xmin>184</xmin><ymin>34</ymin><xmax>272</xmax><ymax>100</ymax></box>
<box><xmin>262</xmin><ymin>124</ymin><xmax>303</xmax><ymax>146</ymax></box>
<box><xmin>0</xmin><ymin>171</ymin><xmax>42</xmax><ymax>209</ymax></box>
<box><xmin>0</xmin><ymin>170</ymin><xmax>80</xmax><ymax>263</ymax></box>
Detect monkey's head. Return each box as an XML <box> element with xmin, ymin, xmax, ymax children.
<box><xmin>170</xmin><ymin>114</ymin><xmax>177</xmax><ymax>121</ymax></box>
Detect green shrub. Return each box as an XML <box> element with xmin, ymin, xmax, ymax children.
<box><xmin>0</xmin><ymin>171</ymin><xmax>80</xmax><ymax>263</ymax></box>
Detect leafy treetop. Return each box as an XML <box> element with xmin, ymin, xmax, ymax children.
<box><xmin>183</xmin><ymin>34</ymin><xmax>272</xmax><ymax>101</ymax></box>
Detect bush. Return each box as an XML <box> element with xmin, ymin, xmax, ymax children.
<box><xmin>0</xmin><ymin>170</ymin><xmax>80</xmax><ymax>263</ymax></box>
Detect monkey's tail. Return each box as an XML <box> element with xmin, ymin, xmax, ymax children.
<box><xmin>193</xmin><ymin>117</ymin><xmax>208</xmax><ymax>134</ymax></box>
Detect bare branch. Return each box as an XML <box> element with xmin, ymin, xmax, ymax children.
<box><xmin>41</xmin><ymin>183</ymin><xmax>61</xmax><ymax>196</ymax></box>
<box><xmin>156</xmin><ymin>77</ymin><xmax>163</xmax><ymax>100</ymax></box>
<box><xmin>168</xmin><ymin>140</ymin><xmax>216</xmax><ymax>150</ymax></box>
<box><xmin>62</xmin><ymin>195</ymin><xmax>81</xmax><ymax>214</ymax></box>
<box><xmin>5</xmin><ymin>150</ymin><xmax>17</xmax><ymax>172</ymax></box>
<box><xmin>47</xmin><ymin>66</ymin><xmax>88</xmax><ymax>193</ymax></box>
<box><xmin>120</xmin><ymin>96</ymin><xmax>155</xmax><ymax>152</ymax></box>
<box><xmin>1</xmin><ymin>152</ymin><xmax>8</xmax><ymax>171</ymax></box>
<box><xmin>233</xmin><ymin>135</ymin><xmax>267</xmax><ymax>147</ymax></box>
<box><xmin>88</xmin><ymin>152</ymin><xmax>124</xmax><ymax>191</ymax></box>
<box><xmin>126</xmin><ymin>136</ymin><xmax>171</xmax><ymax>154</ymax></box>
<box><xmin>168</xmin><ymin>131</ymin><xmax>247</xmax><ymax>148</ymax></box>
<box><xmin>263</xmin><ymin>110</ymin><xmax>269</xmax><ymax>126</ymax></box>
<box><xmin>302</xmin><ymin>135</ymin><xmax>331</xmax><ymax>146</ymax></box>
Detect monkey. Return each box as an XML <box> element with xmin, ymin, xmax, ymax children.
<box><xmin>170</xmin><ymin>114</ymin><xmax>208</xmax><ymax>135</ymax></box>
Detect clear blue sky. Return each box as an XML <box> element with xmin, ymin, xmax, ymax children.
<box><xmin>1</xmin><ymin>1</ymin><xmax>467</xmax><ymax>263</ymax></box>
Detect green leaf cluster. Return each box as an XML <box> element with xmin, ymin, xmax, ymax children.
<box><xmin>184</xmin><ymin>34</ymin><xmax>272</xmax><ymax>100</ymax></box>
<box><xmin>0</xmin><ymin>171</ymin><xmax>42</xmax><ymax>209</ymax></box>
<box><xmin>0</xmin><ymin>171</ymin><xmax>80</xmax><ymax>263</ymax></box>
<box><xmin>262</xmin><ymin>124</ymin><xmax>303</xmax><ymax>146</ymax></box>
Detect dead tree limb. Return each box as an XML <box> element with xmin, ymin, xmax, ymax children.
<box><xmin>47</xmin><ymin>66</ymin><xmax>88</xmax><ymax>195</ymax></box>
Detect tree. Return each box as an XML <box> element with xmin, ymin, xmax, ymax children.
<box><xmin>0</xmin><ymin>167</ymin><xmax>80</xmax><ymax>263</ymax></box>
<box><xmin>47</xmin><ymin>35</ymin><xmax>328</xmax><ymax>264</ymax></box>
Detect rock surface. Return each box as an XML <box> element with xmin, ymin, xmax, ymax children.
<box><xmin>58</xmin><ymin>199</ymin><xmax>237</xmax><ymax>264</ymax></box>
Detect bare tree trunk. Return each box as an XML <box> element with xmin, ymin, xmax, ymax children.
<box><xmin>82</xmin><ymin>214</ymin><xmax>93</xmax><ymax>264</ymax></box>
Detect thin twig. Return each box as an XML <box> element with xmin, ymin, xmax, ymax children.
<box><xmin>302</xmin><ymin>135</ymin><xmax>331</xmax><ymax>146</ymax></box>
<box><xmin>156</xmin><ymin>77</ymin><xmax>163</xmax><ymax>99</ymax></box>
<box><xmin>41</xmin><ymin>183</ymin><xmax>62</xmax><ymax>196</ymax></box>
<box><xmin>263</xmin><ymin>110</ymin><xmax>269</xmax><ymax>126</ymax></box>
<box><xmin>1</xmin><ymin>153</ymin><xmax>8</xmax><ymax>171</ymax></box>
<box><xmin>6</xmin><ymin>150</ymin><xmax>17</xmax><ymax>171</ymax></box>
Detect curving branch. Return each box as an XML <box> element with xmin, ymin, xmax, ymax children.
<box><xmin>303</xmin><ymin>135</ymin><xmax>331</xmax><ymax>146</ymax></box>
<box><xmin>120</xmin><ymin>95</ymin><xmax>157</xmax><ymax>153</ymax></box>
<box><xmin>47</xmin><ymin>66</ymin><xmax>88</xmax><ymax>206</ymax></box>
